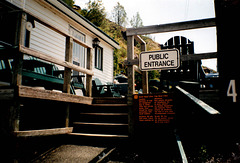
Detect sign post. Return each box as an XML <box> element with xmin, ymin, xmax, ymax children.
<box><xmin>134</xmin><ymin>49</ymin><xmax>180</xmax><ymax>130</ymax></box>
<box><xmin>131</xmin><ymin>49</ymin><xmax>179</xmax><ymax>148</ymax></box>
<box><xmin>139</xmin><ymin>49</ymin><xmax>180</xmax><ymax>71</ymax></box>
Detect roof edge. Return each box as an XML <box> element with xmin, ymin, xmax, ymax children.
<box><xmin>46</xmin><ymin>0</ymin><xmax>119</xmax><ymax>49</ymax></box>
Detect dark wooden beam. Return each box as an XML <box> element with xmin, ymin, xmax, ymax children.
<box><xmin>0</xmin><ymin>88</ymin><xmax>14</xmax><ymax>100</ymax></box>
<box><xmin>180</xmin><ymin>52</ymin><xmax>217</xmax><ymax>61</ymax></box>
<box><xmin>126</xmin><ymin>18</ymin><xmax>216</xmax><ymax>36</ymax></box>
<box><xmin>124</xmin><ymin>59</ymin><xmax>139</xmax><ymax>66</ymax></box>
<box><xmin>0</xmin><ymin>47</ymin><xmax>18</xmax><ymax>59</ymax></box>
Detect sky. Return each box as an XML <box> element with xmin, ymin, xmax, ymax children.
<box><xmin>75</xmin><ymin>0</ymin><xmax>217</xmax><ymax>71</ymax></box>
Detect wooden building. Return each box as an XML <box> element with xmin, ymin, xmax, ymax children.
<box><xmin>1</xmin><ymin>0</ymin><xmax>119</xmax><ymax>85</ymax></box>
<box><xmin>0</xmin><ymin>0</ymin><xmax>120</xmax><ymax>138</ymax></box>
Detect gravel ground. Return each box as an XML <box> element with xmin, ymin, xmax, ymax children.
<box><xmin>33</xmin><ymin>145</ymin><xmax>106</xmax><ymax>163</ymax></box>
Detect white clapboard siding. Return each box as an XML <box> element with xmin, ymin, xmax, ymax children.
<box><xmin>6</xmin><ymin>0</ymin><xmax>25</xmax><ymax>9</ymax></box>
<box><xmin>7</xmin><ymin>0</ymin><xmax>116</xmax><ymax>84</ymax></box>
<box><xmin>103</xmin><ymin>46</ymin><xmax>114</xmax><ymax>77</ymax></box>
<box><xmin>93</xmin><ymin>42</ymin><xmax>114</xmax><ymax>84</ymax></box>
<box><xmin>30</xmin><ymin>21</ymin><xmax>66</xmax><ymax>61</ymax></box>
<box><xmin>25</xmin><ymin>0</ymin><xmax>68</xmax><ymax>34</ymax></box>
<box><xmin>23</xmin><ymin>0</ymin><xmax>67</xmax><ymax>61</ymax></box>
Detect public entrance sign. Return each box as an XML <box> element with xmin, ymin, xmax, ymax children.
<box><xmin>139</xmin><ymin>49</ymin><xmax>180</xmax><ymax>71</ymax></box>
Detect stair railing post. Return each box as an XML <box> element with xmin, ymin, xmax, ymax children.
<box><xmin>140</xmin><ymin>42</ymin><xmax>148</xmax><ymax>94</ymax></box>
<box><xmin>63</xmin><ymin>36</ymin><xmax>73</xmax><ymax>127</ymax></box>
<box><xmin>127</xmin><ymin>35</ymin><xmax>135</xmax><ymax>138</ymax></box>
<box><xmin>86</xmin><ymin>48</ymin><xmax>93</xmax><ymax>97</ymax></box>
<box><xmin>9</xmin><ymin>12</ymin><xmax>27</xmax><ymax>134</ymax></box>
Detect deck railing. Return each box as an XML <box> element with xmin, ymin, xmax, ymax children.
<box><xmin>2</xmin><ymin>11</ymin><xmax>93</xmax><ymax>97</ymax></box>
<box><xmin>0</xmin><ymin>10</ymin><xmax>94</xmax><ymax>136</ymax></box>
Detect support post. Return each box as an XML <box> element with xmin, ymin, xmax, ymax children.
<box><xmin>10</xmin><ymin>12</ymin><xmax>27</xmax><ymax>133</ymax></box>
<box><xmin>12</xmin><ymin>12</ymin><xmax>26</xmax><ymax>87</ymax></box>
<box><xmin>214</xmin><ymin>0</ymin><xmax>240</xmax><ymax>141</ymax></box>
<box><xmin>127</xmin><ymin>36</ymin><xmax>135</xmax><ymax>99</ymax></box>
<box><xmin>86</xmin><ymin>48</ymin><xmax>93</xmax><ymax>97</ymax></box>
<box><xmin>63</xmin><ymin>37</ymin><xmax>73</xmax><ymax>94</ymax></box>
<box><xmin>63</xmin><ymin>37</ymin><xmax>73</xmax><ymax>127</ymax></box>
<box><xmin>127</xmin><ymin>35</ymin><xmax>135</xmax><ymax>138</ymax></box>
<box><xmin>140</xmin><ymin>42</ymin><xmax>148</xmax><ymax>94</ymax></box>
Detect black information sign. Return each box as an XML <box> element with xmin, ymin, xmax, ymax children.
<box><xmin>133</xmin><ymin>94</ymin><xmax>176</xmax><ymax>126</ymax></box>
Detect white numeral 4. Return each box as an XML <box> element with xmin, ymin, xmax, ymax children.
<box><xmin>227</xmin><ymin>80</ymin><xmax>237</xmax><ymax>102</ymax></box>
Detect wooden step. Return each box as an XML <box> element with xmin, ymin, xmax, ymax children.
<box><xmin>73</xmin><ymin>122</ymin><xmax>128</xmax><ymax>126</ymax></box>
<box><xmin>76</xmin><ymin>112</ymin><xmax>128</xmax><ymax>123</ymax></box>
<box><xmin>78</xmin><ymin>106</ymin><xmax>128</xmax><ymax>114</ymax></box>
<box><xmin>91</xmin><ymin>104</ymin><xmax>128</xmax><ymax>107</ymax></box>
<box><xmin>71</xmin><ymin>97</ymin><xmax>129</xmax><ymax>137</ymax></box>
<box><xmin>93</xmin><ymin>97</ymin><xmax>127</xmax><ymax>104</ymax></box>
<box><xmin>69</xmin><ymin>133</ymin><xmax>128</xmax><ymax>138</ymax></box>
<box><xmin>73</xmin><ymin>121</ymin><xmax>128</xmax><ymax>135</ymax></box>
<box><xmin>79</xmin><ymin>113</ymin><xmax>128</xmax><ymax>116</ymax></box>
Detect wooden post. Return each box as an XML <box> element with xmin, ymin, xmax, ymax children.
<box><xmin>133</xmin><ymin>35</ymin><xmax>148</xmax><ymax>94</ymax></box>
<box><xmin>9</xmin><ymin>12</ymin><xmax>27</xmax><ymax>133</ymax></box>
<box><xmin>63</xmin><ymin>37</ymin><xmax>73</xmax><ymax>127</ymax></box>
<box><xmin>141</xmin><ymin>42</ymin><xmax>148</xmax><ymax>94</ymax></box>
<box><xmin>86</xmin><ymin>48</ymin><xmax>93</xmax><ymax>97</ymax></box>
<box><xmin>12</xmin><ymin>12</ymin><xmax>26</xmax><ymax>86</ymax></box>
<box><xmin>214</xmin><ymin>0</ymin><xmax>240</xmax><ymax>141</ymax></box>
<box><xmin>127</xmin><ymin>36</ymin><xmax>135</xmax><ymax>138</ymax></box>
<box><xmin>63</xmin><ymin>37</ymin><xmax>73</xmax><ymax>94</ymax></box>
<box><xmin>127</xmin><ymin>36</ymin><xmax>135</xmax><ymax>98</ymax></box>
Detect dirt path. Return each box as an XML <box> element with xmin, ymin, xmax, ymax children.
<box><xmin>33</xmin><ymin>145</ymin><xmax>106</xmax><ymax>163</ymax></box>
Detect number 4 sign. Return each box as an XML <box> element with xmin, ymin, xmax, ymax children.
<box><xmin>227</xmin><ymin>80</ymin><xmax>237</xmax><ymax>102</ymax></box>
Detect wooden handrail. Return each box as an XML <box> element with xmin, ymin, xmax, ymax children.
<box><xmin>175</xmin><ymin>134</ymin><xmax>188</xmax><ymax>163</ymax></box>
<box><xmin>176</xmin><ymin>86</ymin><xmax>220</xmax><ymax>115</ymax></box>
<box><xmin>19</xmin><ymin>45</ymin><xmax>94</xmax><ymax>76</ymax></box>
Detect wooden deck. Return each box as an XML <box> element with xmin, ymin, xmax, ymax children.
<box><xmin>14</xmin><ymin>127</ymin><xmax>73</xmax><ymax>137</ymax></box>
<box><xmin>0</xmin><ymin>85</ymin><xmax>92</xmax><ymax>137</ymax></box>
<box><xmin>0</xmin><ymin>85</ymin><xmax>93</xmax><ymax>105</ymax></box>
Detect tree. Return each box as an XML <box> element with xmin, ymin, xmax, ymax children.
<box><xmin>79</xmin><ymin>0</ymin><xmax>106</xmax><ymax>27</ymax></box>
<box><xmin>112</xmin><ymin>2</ymin><xmax>127</xmax><ymax>27</ymax></box>
<box><xmin>61</xmin><ymin>0</ymin><xmax>74</xmax><ymax>8</ymax></box>
<box><xmin>130</xmin><ymin>12</ymin><xmax>143</xmax><ymax>28</ymax></box>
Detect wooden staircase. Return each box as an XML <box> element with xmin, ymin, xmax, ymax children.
<box><xmin>69</xmin><ymin>97</ymin><xmax>129</xmax><ymax>138</ymax></box>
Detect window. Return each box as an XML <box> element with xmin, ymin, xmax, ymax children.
<box><xmin>70</xmin><ymin>27</ymin><xmax>86</xmax><ymax>77</ymax></box>
<box><xmin>95</xmin><ymin>46</ymin><xmax>103</xmax><ymax>70</ymax></box>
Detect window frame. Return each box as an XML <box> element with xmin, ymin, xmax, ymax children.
<box><xmin>69</xmin><ymin>26</ymin><xmax>86</xmax><ymax>86</ymax></box>
<box><xmin>94</xmin><ymin>45</ymin><xmax>103</xmax><ymax>71</ymax></box>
